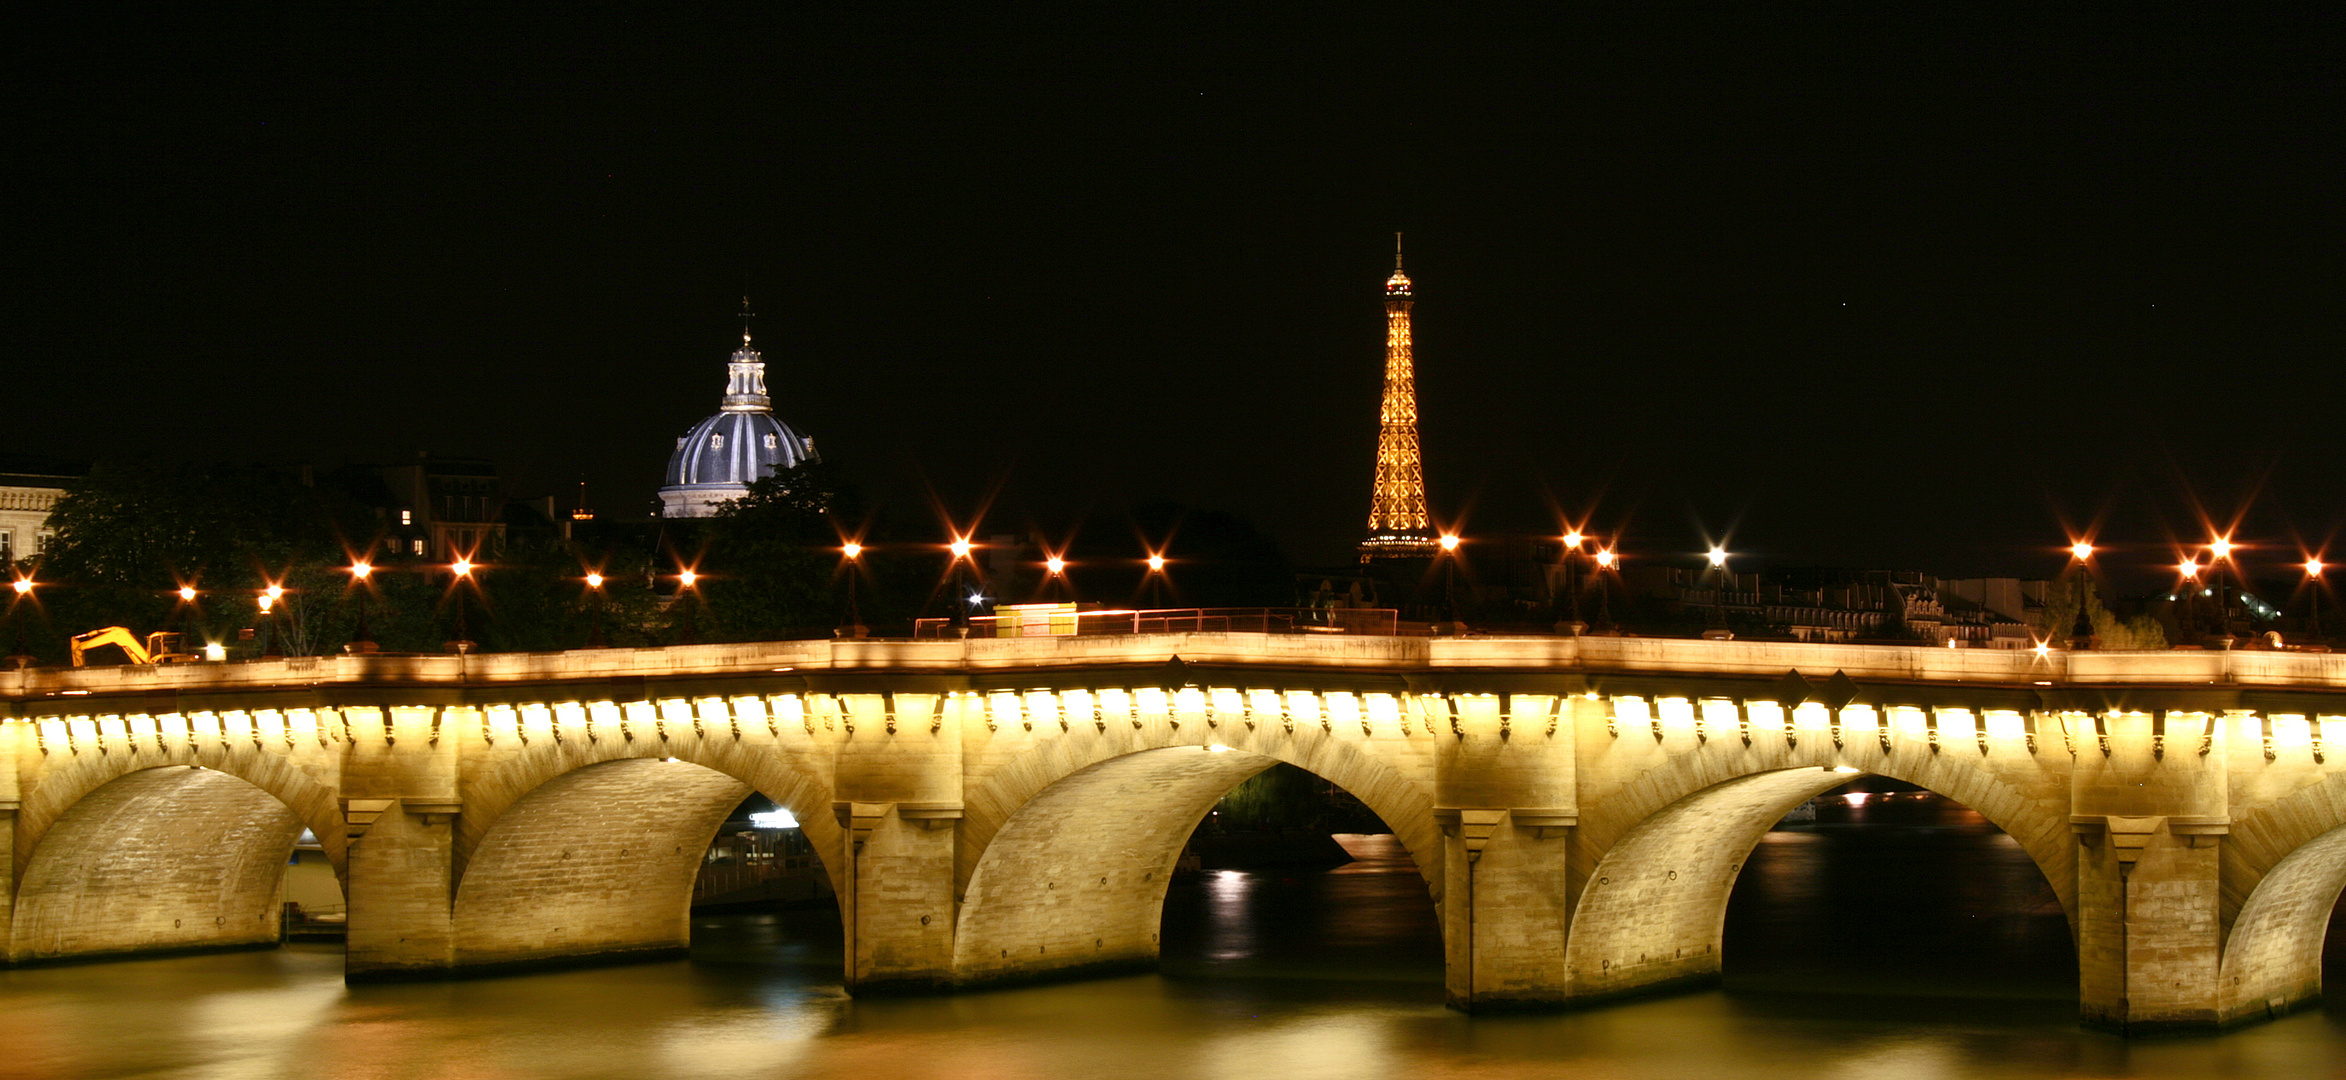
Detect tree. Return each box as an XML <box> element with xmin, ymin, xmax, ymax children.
<box><xmin>2034</xmin><ymin>576</ymin><xmax>2167</xmax><ymax>651</ymax></box>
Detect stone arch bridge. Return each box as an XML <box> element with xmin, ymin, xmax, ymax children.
<box><xmin>3</xmin><ymin>635</ymin><xmax>2343</xmax><ymax>1034</ymax></box>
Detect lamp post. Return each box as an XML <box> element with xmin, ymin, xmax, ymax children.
<box><xmin>1144</xmin><ymin>552</ymin><xmax>1168</xmax><ymax>609</ymax></box>
<box><xmin>1706</xmin><ymin>545</ymin><xmax>1730</xmax><ymax>632</ymax></box>
<box><xmin>447</xmin><ymin>558</ymin><xmax>476</xmax><ymax>654</ymax></box>
<box><xmin>258</xmin><ymin>585</ymin><xmax>285</xmax><ymax>658</ymax></box>
<box><xmin>948</xmin><ymin>536</ymin><xmax>975</xmax><ymax>636</ymax></box>
<box><xmin>2066</xmin><ymin>541</ymin><xmax>2098</xmax><ymax>651</ymax></box>
<box><xmin>676</xmin><ymin>568</ymin><xmax>699</xmax><ymax>645</ymax></box>
<box><xmin>1437</xmin><ymin>533</ymin><xmax>1463</xmax><ymax>630</ymax></box>
<box><xmin>6</xmin><ymin>575</ymin><xmax>35</xmax><ymax>668</ymax></box>
<box><xmin>2176</xmin><ymin>558</ymin><xmax>2202</xmax><ymax>640</ymax></box>
<box><xmin>1593</xmin><ymin>547</ymin><xmax>1617</xmax><ymax>631</ymax></box>
<box><xmin>1557</xmin><ymin>530</ymin><xmax>1587</xmax><ymax>634</ymax></box>
<box><xmin>346</xmin><ymin>561</ymin><xmax>379</xmax><ymax>654</ymax></box>
<box><xmin>1041</xmin><ymin>554</ymin><xmax>1069</xmax><ymax>604</ymax></box>
<box><xmin>2307</xmin><ymin>558</ymin><xmax>2327</xmax><ymax>640</ymax></box>
<box><xmin>838</xmin><ymin>544</ymin><xmax>868</xmax><ymax>639</ymax></box>
<box><xmin>2207</xmin><ymin>536</ymin><xmax>2236</xmax><ymax>643</ymax></box>
<box><xmin>584</xmin><ymin>571</ymin><xmax>608</xmax><ymax>648</ymax></box>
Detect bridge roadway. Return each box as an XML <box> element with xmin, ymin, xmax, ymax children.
<box><xmin>3</xmin><ymin>634</ymin><xmax>2343</xmax><ymax>1033</ymax></box>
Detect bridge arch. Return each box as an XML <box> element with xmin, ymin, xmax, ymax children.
<box><xmin>13</xmin><ymin>741</ymin><xmax>345</xmax><ymax>885</ymax></box>
<box><xmin>1564</xmin><ymin>760</ymin><xmax>2076</xmax><ymax>1004</ymax></box>
<box><xmin>10</xmin><ymin>765</ymin><xmax>320</xmax><ymax>963</ymax></box>
<box><xmin>448</xmin><ymin>742</ymin><xmax>843</xmax><ymax>971</ymax></box>
<box><xmin>455</xmin><ymin>736</ymin><xmax>842</xmax><ymax>893</ymax></box>
<box><xmin>953</xmin><ymin>731</ymin><xmax>1438</xmax><ymax>987</ymax></box>
<box><xmin>2217</xmin><ymin>772</ymin><xmax>2346</xmax><ymax>1024</ymax></box>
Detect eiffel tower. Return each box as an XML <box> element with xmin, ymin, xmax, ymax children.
<box><xmin>1358</xmin><ymin>233</ymin><xmax>1439</xmax><ymax>561</ymax></box>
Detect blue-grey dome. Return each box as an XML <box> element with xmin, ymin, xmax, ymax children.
<box><xmin>664</xmin><ymin>410</ymin><xmax>816</xmax><ymax>489</ymax></box>
<box><xmin>658</xmin><ymin>328</ymin><xmax>819</xmax><ymax>517</ymax></box>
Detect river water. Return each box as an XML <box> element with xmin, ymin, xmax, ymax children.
<box><xmin>4</xmin><ymin>793</ymin><xmax>2341</xmax><ymax>1080</ymax></box>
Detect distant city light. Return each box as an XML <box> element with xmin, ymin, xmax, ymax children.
<box><xmin>749</xmin><ymin>809</ymin><xmax>798</xmax><ymax>830</ymax></box>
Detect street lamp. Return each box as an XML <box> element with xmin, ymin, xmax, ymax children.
<box><xmin>1705</xmin><ymin>545</ymin><xmax>1730</xmax><ymax>631</ymax></box>
<box><xmin>838</xmin><ymin>543</ymin><xmax>868</xmax><ymax>639</ymax></box>
<box><xmin>2206</xmin><ymin>536</ymin><xmax>2237</xmax><ymax>642</ymax></box>
<box><xmin>583</xmin><ymin>570</ymin><xmax>608</xmax><ymax>648</ymax></box>
<box><xmin>675</xmin><ymin>567</ymin><xmax>700</xmax><ymax>645</ymax></box>
<box><xmin>1592</xmin><ymin>548</ymin><xmax>1618</xmax><ymax>630</ymax></box>
<box><xmin>1041</xmin><ymin>553</ymin><xmax>1069</xmax><ymax>604</ymax></box>
<box><xmin>346</xmin><ymin>561</ymin><xmax>379</xmax><ymax>654</ymax></box>
<box><xmin>447</xmin><ymin>558</ymin><xmax>477</xmax><ymax>653</ymax></box>
<box><xmin>946</xmin><ymin>535</ymin><xmax>977</xmax><ymax>635</ymax></box>
<box><xmin>1437</xmin><ymin>533</ymin><xmax>1463</xmax><ymax>629</ymax></box>
<box><xmin>2307</xmin><ymin>557</ymin><xmax>2328</xmax><ymax>640</ymax></box>
<box><xmin>2066</xmin><ymin>539</ymin><xmax>2097</xmax><ymax>650</ymax></box>
<box><xmin>4</xmin><ymin>574</ymin><xmax>34</xmax><ymax>668</ymax></box>
<box><xmin>258</xmin><ymin>585</ymin><xmax>284</xmax><ymax>658</ymax></box>
<box><xmin>1143</xmin><ymin>551</ymin><xmax>1169</xmax><ymax>608</ymax></box>
<box><xmin>1557</xmin><ymin>530</ymin><xmax>1589</xmax><ymax>634</ymax></box>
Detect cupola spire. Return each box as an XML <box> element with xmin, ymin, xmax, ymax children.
<box><xmin>721</xmin><ymin>296</ymin><xmax>771</xmax><ymax>412</ymax></box>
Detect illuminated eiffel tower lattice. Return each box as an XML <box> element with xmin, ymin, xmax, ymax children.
<box><xmin>1359</xmin><ymin>233</ymin><xmax>1439</xmax><ymax>562</ymax></box>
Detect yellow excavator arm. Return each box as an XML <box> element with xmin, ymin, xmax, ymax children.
<box><xmin>70</xmin><ymin>626</ymin><xmax>151</xmax><ymax>666</ymax></box>
<box><xmin>69</xmin><ymin>627</ymin><xmax>202</xmax><ymax>667</ymax></box>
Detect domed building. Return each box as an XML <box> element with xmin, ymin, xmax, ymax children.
<box><xmin>658</xmin><ymin>310</ymin><xmax>818</xmax><ymax>518</ymax></box>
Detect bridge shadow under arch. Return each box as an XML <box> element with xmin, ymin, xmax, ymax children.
<box><xmin>952</xmin><ymin>744</ymin><xmax>1438</xmax><ymax>989</ymax></box>
<box><xmin>10</xmin><ymin>765</ymin><xmax>324</xmax><ymax>963</ymax></box>
<box><xmin>1565</xmin><ymin>766</ymin><xmax>2077</xmax><ymax>1005</ymax></box>
<box><xmin>449</xmin><ymin>754</ymin><xmax>840</xmax><ymax>973</ymax></box>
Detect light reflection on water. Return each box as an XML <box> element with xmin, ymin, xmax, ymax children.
<box><xmin>2</xmin><ymin>802</ymin><xmax>2342</xmax><ymax>1080</ymax></box>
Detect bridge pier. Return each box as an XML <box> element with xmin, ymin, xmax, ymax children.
<box><xmin>343</xmin><ymin>705</ymin><xmax>461</xmax><ymax>979</ymax></box>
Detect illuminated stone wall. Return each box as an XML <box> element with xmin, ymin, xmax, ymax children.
<box><xmin>0</xmin><ymin>634</ymin><xmax>2340</xmax><ymax>1034</ymax></box>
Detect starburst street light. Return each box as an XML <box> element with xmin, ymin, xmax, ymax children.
<box><xmin>2070</xmin><ymin>540</ymin><xmax>2095</xmax><ymax>562</ymax></box>
<box><xmin>1707</xmin><ymin>546</ymin><xmax>1729</xmax><ymax>568</ymax></box>
<box><xmin>2209</xmin><ymin>536</ymin><xmax>2236</xmax><ymax>561</ymax></box>
<box><xmin>1046</xmin><ymin>556</ymin><xmax>1065</xmax><ymax>574</ymax></box>
<box><xmin>949</xmin><ymin>537</ymin><xmax>974</xmax><ymax>562</ymax></box>
<box><xmin>10</xmin><ymin>578</ymin><xmax>31</xmax><ymax>596</ymax></box>
<box><xmin>1146</xmin><ymin>554</ymin><xmax>1166</xmax><ymax>571</ymax></box>
<box><xmin>178</xmin><ymin>585</ymin><xmax>199</xmax><ymax>602</ymax></box>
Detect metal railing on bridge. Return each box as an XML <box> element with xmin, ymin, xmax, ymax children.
<box><xmin>913</xmin><ymin>606</ymin><xmax>1400</xmax><ymax>640</ymax></box>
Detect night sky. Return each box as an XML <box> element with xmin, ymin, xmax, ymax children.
<box><xmin>14</xmin><ymin>9</ymin><xmax>2342</xmax><ymax>589</ymax></box>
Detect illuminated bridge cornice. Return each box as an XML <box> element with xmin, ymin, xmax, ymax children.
<box><xmin>5</xmin><ymin>635</ymin><xmax>2340</xmax><ymax>720</ymax></box>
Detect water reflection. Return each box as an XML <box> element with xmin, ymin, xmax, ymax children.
<box><xmin>3</xmin><ymin>799</ymin><xmax>2342</xmax><ymax>1079</ymax></box>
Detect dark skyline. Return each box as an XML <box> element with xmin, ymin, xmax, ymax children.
<box><xmin>14</xmin><ymin>10</ymin><xmax>2341</xmax><ymax>587</ymax></box>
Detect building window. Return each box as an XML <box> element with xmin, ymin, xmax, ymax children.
<box><xmin>711</xmin><ymin>434</ymin><xmax>724</xmax><ymax>450</ymax></box>
<box><xmin>412</xmin><ymin>537</ymin><xmax>426</xmax><ymax>555</ymax></box>
<box><xmin>764</xmin><ymin>433</ymin><xmax>778</xmax><ymax>450</ymax></box>
<box><xmin>400</xmin><ymin>509</ymin><xmax>413</xmax><ymax>526</ymax></box>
